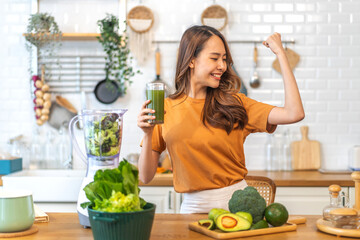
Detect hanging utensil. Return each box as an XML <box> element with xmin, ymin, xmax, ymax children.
<box><xmin>48</xmin><ymin>96</ymin><xmax>77</xmax><ymax>130</ymax></box>
<box><xmin>250</xmin><ymin>45</ymin><xmax>260</xmax><ymax>88</ymax></box>
<box><xmin>94</xmin><ymin>79</ymin><xmax>121</xmax><ymax>104</ymax></box>
<box><xmin>150</xmin><ymin>47</ymin><xmax>171</xmax><ymax>97</ymax></box>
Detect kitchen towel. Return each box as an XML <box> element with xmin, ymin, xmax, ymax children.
<box><xmin>34</xmin><ymin>204</ymin><xmax>49</xmax><ymax>223</ymax></box>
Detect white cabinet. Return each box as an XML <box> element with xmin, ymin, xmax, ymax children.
<box><xmin>139</xmin><ymin>186</ymin><xmax>182</xmax><ymax>213</ymax></box>
<box><xmin>349</xmin><ymin>187</ymin><xmax>355</xmax><ymax>208</ymax></box>
<box><xmin>275</xmin><ymin>187</ymin><xmax>349</xmax><ymax>215</ymax></box>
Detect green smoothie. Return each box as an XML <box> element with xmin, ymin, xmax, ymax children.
<box><xmin>146</xmin><ymin>89</ymin><xmax>164</xmax><ymax>124</ymax></box>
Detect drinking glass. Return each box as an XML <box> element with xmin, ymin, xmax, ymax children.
<box><xmin>146</xmin><ymin>82</ymin><xmax>165</xmax><ymax>124</ymax></box>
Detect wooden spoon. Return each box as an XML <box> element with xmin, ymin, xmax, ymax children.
<box><xmin>56</xmin><ymin>96</ymin><xmax>77</xmax><ymax>114</ymax></box>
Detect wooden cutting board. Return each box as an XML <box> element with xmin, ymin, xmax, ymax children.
<box><xmin>291</xmin><ymin>126</ymin><xmax>321</xmax><ymax>170</ymax></box>
<box><xmin>272</xmin><ymin>47</ymin><xmax>300</xmax><ymax>74</ymax></box>
<box><xmin>188</xmin><ymin>217</ymin><xmax>306</xmax><ymax>239</ymax></box>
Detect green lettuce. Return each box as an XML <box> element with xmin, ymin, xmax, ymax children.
<box><xmin>81</xmin><ymin>159</ymin><xmax>146</xmax><ymax>212</ymax></box>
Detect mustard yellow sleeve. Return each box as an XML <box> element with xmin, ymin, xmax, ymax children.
<box><xmin>139</xmin><ymin>124</ymin><xmax>166</xmax><ymax>153</ymax></box>
<box><xmin>238</xmin><ymin>93</ymin><xmax>277</xmax><ymax>134</ymax></box>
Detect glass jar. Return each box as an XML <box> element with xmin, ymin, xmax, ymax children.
<box><xmin>323</xmin><ymin>184</ymin><xmax>343</xmax><ymax>221</ymax></box>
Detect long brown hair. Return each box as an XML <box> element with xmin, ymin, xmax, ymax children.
<box><xmin>170</xmin><ymin>25</ymin><xmax>248</xmax><ymax>134</ymax></box>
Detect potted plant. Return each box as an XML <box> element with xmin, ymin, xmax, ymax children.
<box><xmin>97</xmin><ymin>14</ymin><xmax>139</xmax><ymax>95</ymax></box>
<box><xmin>24</xmin><ymin>12</ymin><xmax>62</xmax><ymax>76</ymax></box>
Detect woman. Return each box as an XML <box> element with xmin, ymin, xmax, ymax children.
<box><xmin>137</xmin><ymin>25</ymin><xmax>304</xmax><ymax>213</ymax></box>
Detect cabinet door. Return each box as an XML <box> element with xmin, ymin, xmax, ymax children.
<box><xmin>139</xmin><ymin>187</ymin><xmax>176</xmax><ymax>213</ymax></box>
<box><xmin>275</xmin><ymin>187</ymin><xmax>336</xmax><ymax>215</ymax></box>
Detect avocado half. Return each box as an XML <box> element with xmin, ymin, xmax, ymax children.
<box><xmin>208</xmin><ymin>208</ymin><xmax>229</xmax><ymax>221</ymax></box>
<box><xmin>216</xmin><ymin>213</ymin><xmax>251</xmax><ymax>232</ymax></box>
<box><xmin>198</xmin><ymin>219</ymin><xmax>215</xmax><ymax>230</ymax></box>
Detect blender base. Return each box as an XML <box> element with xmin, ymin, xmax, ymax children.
<box><xmin>78</xmin><ymin>211</ymin><xmax>91</xmax><ymax>228</ymax></box>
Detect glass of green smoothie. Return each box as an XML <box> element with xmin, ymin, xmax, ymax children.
<box><xmin>146</xmin><ymin>82</ymin><xmax>165</xmax><ymax>124</ymax></box>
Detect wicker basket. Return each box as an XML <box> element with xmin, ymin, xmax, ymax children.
<box><xmin>201</xmin><ymin>4</ymin><xmax>228</xmax><ymax>31</ymax></box>
<box><xmin>127</xmin><ymin>6</ymin><xmax>154</xmax><ymax>33</ymax></box>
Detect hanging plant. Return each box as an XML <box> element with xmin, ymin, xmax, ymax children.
<box><xmin>24</xmin><ymin>13</ymin><xmax>61</xmax><ymax>126</ymax></box>
<box><xmin>24</xmin><ymin>12</ymin><xmax>62</xmax><ymax>77</ymax></box>
<box><xmin>97</xmin><ymin>14</ymin><xmax>140</xmax><ymax>95</ymax></box>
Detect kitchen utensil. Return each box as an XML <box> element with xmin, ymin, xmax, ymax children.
<box><xmin>272</xmin><ymin>47</ymin><xmax>300</xmax><ymax>74</ymax></box>
<box><xmin>69</xmin><ymin>109</ymin><xmax>127</xmax><ymax>227</ymax></box>
<box><xmin>291</xmin><ymin>126</ymin><xmax>321</xmax><ymax>170</ymax></box>
<box><xmin>151</xmin><ymin>48</ymin><xmax>171</xmax><ymax>97</ymax></box>
<box><xmin>127</xmin><ymin>5</ymin><xmax>154</xmax><ymax>65</ymax></box>
<box><xmin>94</xmin><ymin>79</ymin><xmax>121</xmax><ymax>104</ymax></box>
<box><xmin>56</xmin><ymin>96</ymin><xmax>77</xmax><ymax>114</ymax></box>
<box><xmin>232</xmin><ymin>65</ymin><xmax>247</xmax><ymax>96</ymax></box>
<box><xmin>0</xmin><ymin>189</ymin><xmax>35</xmax><ymax>233</ymax></box>
<box><xmin>201</xmin><ymin>4</ymin><xmax>228</xmax><ymax>31</ymax></box>
<box><xmin>48</xmin><ymin>96</ymin><xmax>77</xmax><ymax>130</ymax></box>
<box><xmin>88</xmin><ymin>202</ymin><xmax>156</xmax><ymax>240</ymax></box>
<box><xmin>250</xmin><ymin>46</ymin><xmax>260</xmax><ymax>88</ymax></box>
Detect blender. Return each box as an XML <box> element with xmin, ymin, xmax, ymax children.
<box><xmin>69</xmin><ymin>109</ymin><xmax>127</xmax><ymax>227</ymax></box>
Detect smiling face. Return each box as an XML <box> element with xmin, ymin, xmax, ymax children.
<box><xmin>189</xmin><ymin>35</ymin><xmax>227</xmax><ymax>97</ymax></box>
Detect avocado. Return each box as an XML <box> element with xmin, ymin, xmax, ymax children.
<box><xmin>208</xmin><ymin>208</ymin><xmax>229</xmax><ymax>221</ymax></box>
<box><xmin>215</xmin><ymin>213</ymin><xmax>251</xmax><ymax>232</ymax></box>
<box><xmin>198</xmin><ymin>219</ymin><xmax>215</xmax><ymax>230</ymax></box>
<box><xmin>250</xmin><ymin>220</ymin><xmax>269</xmax><ymax>230</ymax></box>
<box><xmin>235</xmin><ymin>211</ymin><xmax>253</xmax><ymax>224</ymax></box>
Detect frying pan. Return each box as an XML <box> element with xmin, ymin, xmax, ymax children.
<box><xmin>94</xmin><ymin>79</ymin><xmax>121</xmax><ymax>104</ymax></box>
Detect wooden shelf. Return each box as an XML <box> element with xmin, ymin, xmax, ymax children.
<box><xmin>23</xmin><ymin>33</ymin><xmax>100</xmax><ymax>41</ymax></box>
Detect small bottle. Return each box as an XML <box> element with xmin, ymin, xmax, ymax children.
<box><xmin>282</xmin><ymin>129</ymin><xmax>292</xmax><ymax>171</ymax></box>
<box><xmin>323</xmin><ymin>184</ymin><xmax>342</xmax><ymax>221</ymax></box>
<box><xmin>265</xmin><ymin>134</ymin><xmax>275</xmax><ymax>171</ymax></box>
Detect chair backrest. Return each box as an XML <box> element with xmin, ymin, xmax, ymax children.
<box><xmin>245</xmin><ymin>175</ymin><xmax>276</xmax><ymax>206</ymax></box>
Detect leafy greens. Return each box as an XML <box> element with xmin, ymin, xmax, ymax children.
<box><xmin>81</xmin><ymin>159</ymin><xmax>146</xmax><ymax>212</ymax></box>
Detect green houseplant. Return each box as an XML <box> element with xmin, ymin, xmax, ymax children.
<box><xmin>24</xmin><ymin>12</ymin><xmax>62</xmax><ymax>76</ymax></box>
<box><xmin>97</xmin><ymin>14</ymin><xmax>139</xmax><ymax>95</ymax></box>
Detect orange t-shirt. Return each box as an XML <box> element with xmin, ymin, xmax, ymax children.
<box><xmin>147</xmin><ymin>93</ymin><xmax>276</xmax><ymax>193</ymax></box>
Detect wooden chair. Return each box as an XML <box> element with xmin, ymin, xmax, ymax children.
<box><xmin>245</xmin><ymin>175</ymin><xmax>276</xmax><ymax>206</ymax></box>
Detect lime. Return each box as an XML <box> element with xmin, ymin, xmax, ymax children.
<box><xmin>264</xmin><ymin>203</ymin><xmax>289</xmax><ymax>227</ymax></box>
<box><xmin>235</xmin><ymin>211</ymin><xmax>253</xmax><ymax>224</ymax></box>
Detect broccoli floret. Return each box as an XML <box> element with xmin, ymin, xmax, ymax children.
<box><xmin>228</xmin><ymin>186</ymin><xmax>267</xmax><ymax>223</ymax></box>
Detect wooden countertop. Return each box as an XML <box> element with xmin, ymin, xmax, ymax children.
<box><xmin>1</xmin><ymin>170</ymin><xmax>354</xmax><ymax>187</ymax></box>
<box><xmin>140</xmin><ymin>170</ymin><xmax>355</xmax><ymax>187</ymax></box>
<box><xmin>17</xmin><ymin>213</ymin><xmax>345</xmax><ymax>239</ymax></box>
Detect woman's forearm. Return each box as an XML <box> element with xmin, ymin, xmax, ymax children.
<box><xmin>279</xmin><ymin>52</ymin><xmax>304</xmax><ymax>119</ymax></box>
<box><xmin>138</xmin><ymin>133</ymin><xmax>159</xmax><ymax>184</ymax></box>
<box><xmin>268</xmin><ymin>52</ymin><xmax>305</xmax><ymax>125</ymax></box>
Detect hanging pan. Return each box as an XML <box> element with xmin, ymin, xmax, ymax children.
<box><xmin>94</xmin><ymin>79</ymin><xmax>121</xmax><ymax>104</ymax></box>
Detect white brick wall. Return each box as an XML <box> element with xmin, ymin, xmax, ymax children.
<box><xmin>0</xmin><ymin>0</ymin><xmax>359</xmax><ymax>171</ymax></box>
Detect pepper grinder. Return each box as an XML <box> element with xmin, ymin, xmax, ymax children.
<box><xmin>323</xmin><ymin>184</ymin><xmax>342</xmax><ymax>221</ymax></box>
